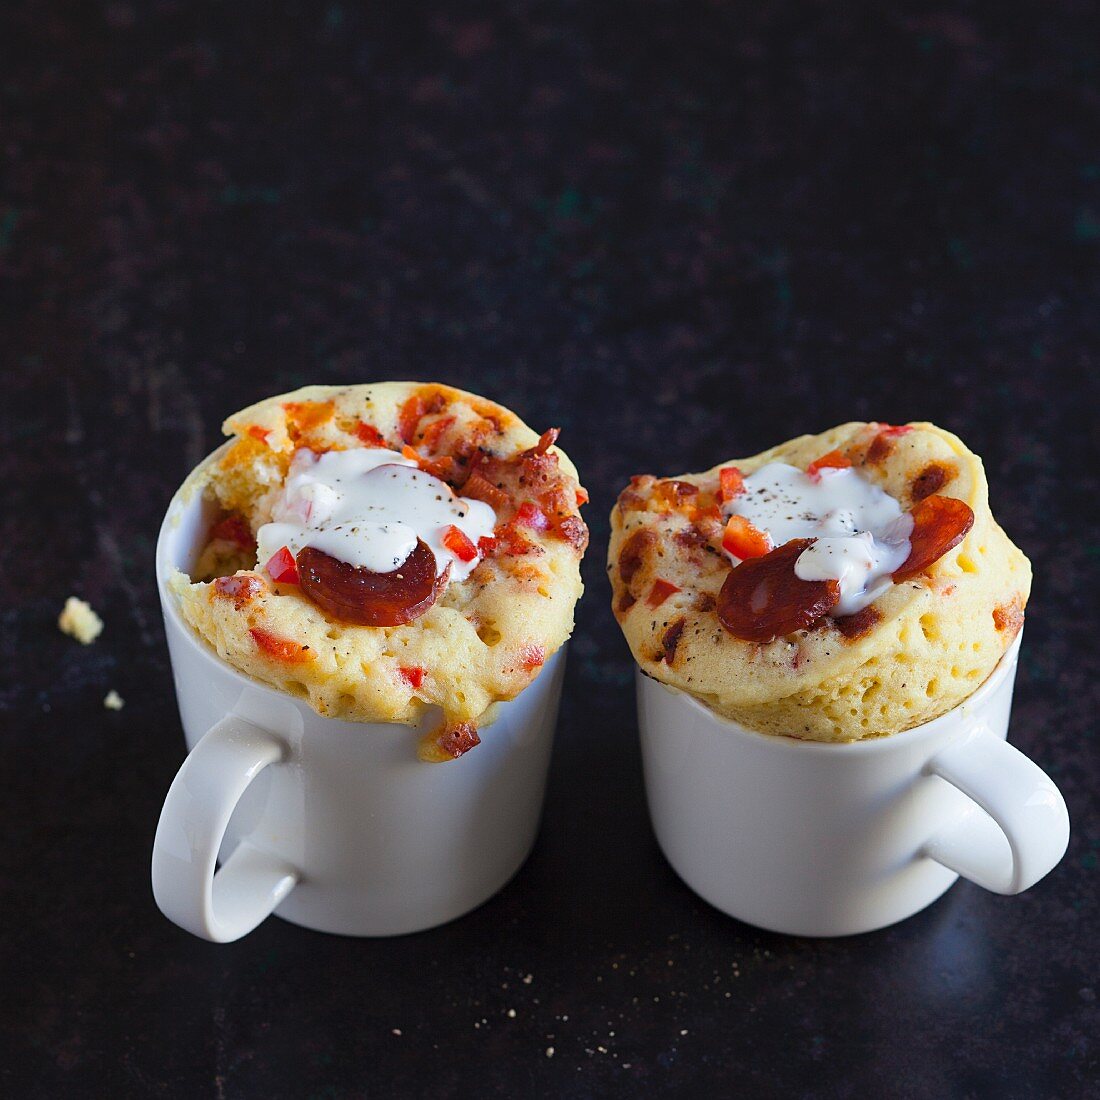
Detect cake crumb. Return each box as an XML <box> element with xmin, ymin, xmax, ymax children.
<box><xmin>58</xmin><ymin>597</ymin><xmax>103</xmax><ymax>645</ymax></box>
<box><xmin>103</xmin><ymin>690</ymin><xmax>125</xmax><ymax>710</ymax></box>
<box><xmin>506</xmin><ymin>1009</ymin><xmax>516</xmax><ymax>1018</ymax></box>
<box><xmin>391</xmin><ymin>1029</ymin><xmax>402</xmax><ymax>1036</ymax></box>
<box><xmin>545</xmin><ymin>1047</ymin><xmax>554</xmax><ymax>1058</ymax></box>
<box><xmin>522</xmin><ymin>973</ymin><xmax>533</xmax><ymax>985</ymax></box>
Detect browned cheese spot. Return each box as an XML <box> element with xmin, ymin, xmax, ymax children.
<box><xmin>992</xmin><ymin>599</ymin><xmax>1025</xmax><ymax>639</ymax></box>
<box><xmin>834</xmin><ymin>605</ymin><xmax>883</xmax><ymax>640</ymax></box>
<box><xmin>866</xmin><ymin>433</ymin><xmax>894</xmax><ymax>464</ymax></box>
<box><xmin>911</xmin><ymin>462</ymin><xmax>955</xmax><ymax>502</ymax></box>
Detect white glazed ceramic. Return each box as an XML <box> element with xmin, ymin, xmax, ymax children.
<box><xmin>152</xmin><ymin>447</ymin><xmax>566</xmax><ymax>942</ymax></box>
<box><xmin>638</xmin><ymin>633</ymin><xmax>1069</xmax><ymax>936</ymax></box>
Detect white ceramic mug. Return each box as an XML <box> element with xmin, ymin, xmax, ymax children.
<box><xmin>637</xmin><ymin>634</ymin><xmax>1069</xmax><ymax>936</ymax></box>
<box><xmin>152</xmin><ymin>448</ymin><xmax>566</xmax><ymax>942</ymax></box>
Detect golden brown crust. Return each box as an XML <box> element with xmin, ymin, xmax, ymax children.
<box><xmin>608</xmin><ymin>421</ymin><xmax>1032</xmax><ymax>742</ymax></box>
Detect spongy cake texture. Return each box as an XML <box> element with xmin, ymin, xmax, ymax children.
<box><xmin>608</xmin><ymin>422</ymin><xmax>1030</xmax><ymax>742</ymax></box>
<box><xmin>170</xmin><ymin>383</ymin><xmax>587</xmax><ymax>740</ymax></box>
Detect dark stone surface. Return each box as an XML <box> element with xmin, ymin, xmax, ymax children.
<box><xmin>2</xmin><ymin>2</ymin><xmax>1097</xmax><ymax>1096</ymax></box>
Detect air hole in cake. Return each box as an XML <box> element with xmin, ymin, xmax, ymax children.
<box><xmin>477</xmin><ymin>623</ymin><xmax>504</xmax><ymax>647</ymax></box>
<box><xmin>958</xmin><ymin>553</ymin><xmax>979</xmax><ymax>574</ymax></box>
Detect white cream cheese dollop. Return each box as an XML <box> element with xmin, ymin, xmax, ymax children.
<box><xmin>255</xmin><ymin>448</ymin><xmax>496</xmax><ymax>583</ymax></box>
<box><xmin>722</xmin><ymin>462</ymin><xmax>913</xmax><ymax>616</ymax></box>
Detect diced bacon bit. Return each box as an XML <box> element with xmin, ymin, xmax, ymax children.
<box><xmin>892</xmin><ymin>495</ymin><xmax>975</xmax><ymax>582</ymax></box>
<box><xmin>463</xmin><ymin>472</ymin><xmax>512</xmax><ymax>512</ymax></box>
<box><xmin>653</xmin><ymin>479</ymin><xmax>699</xmax><ymax>511</ymax></box>
<box><xmin>420</xmin><ymin>415</ymin><xmax>456</xmax><ymax>451</ymax></box>
<box><xmin>355</xmin><ymin>421</ymin><xmax>387</xmax><ymax>447</ymax></box>
<box><xmin>647</xmin><ymin>579</ymin><xmax>682</xmax><ymax>608</ymax></box>
<box><xmin>499</xmin><ymin>524</ymin><xmax>542</xmax><ymax>556</ymax></box>
<box><xmin>516</xmin><ymin>502</ymin><xmax>550</xmax><ymax>531</ymax></box>
<box><xmin>246</xmin><ymin>425</ymin><xmax>270</xmax><ymax>444</ymax></box>
<box><xmin>249</xmin><ymin>627</ymin><xmax>311</xmax><ymax>663</ymax></box>
<box><xmin>718</xmin><ymin>466</ymin><xmax>744</xmax><ymax>503</ymax></box>
<box><xmin>877</xmin><ymin>423</ymin><xmax>913</xmax><ymax>436</ymax></box>
<box><xmin>397</xmin><ymin>389</ymin><xmax>448</xmax><ymax>444</ymax></box>
<box><xmin>400</xmin><ymin>442</ymin><xmax>455</xmax><ymax>482</ymax></box>
<box><xmin>722</xmin><ymin>515</ymin><xmax>772</xmax><ymax>560</ymax></box>
<box><xmin>555</xmin><ymin>515</ymin><xmax>589</xmax><ymax>552</ymax></box>
<box><xmin>398</xmin><ymin>665</ymin><xmax>425</xmax><ymax>690</ymax></box>
<box><xmin>518</xmin><ymin>643</ymin><xmax>546</xmax><ymax>670</ymax></box>
<box><xmin>442</xmin><ymin>524</ymin><xmax>478</xmax><ymax>563</ymax></box>
<box><xmin>658</xmin><ymin>619</ymin><xmax>685</xmax><ymax>665</ymax></box>
<box><xmin>209</xmin><ymin>515</ymin><xmax>255</xmax><ymax>548</ymax></box>
<box><xmin>617</xmin><ymin>475</ymin><xmax>656</xmax><ymax>512</ymax></box>
<box><xmin>616</xmin><ymin>592</ymin><xmax>637</xmax><ymax>617</ymax></box>
<box><xmin>575</xmin><ymin>486</ymin><xmax>590</xmax><ymax>506</ymax></box>
<box><xmin>520</xmin><ymin>427</ymin><xmax>560</xmax><ymax>459</ymax></box>
<box><xmin>807</xmin><ymin>450</ymin><xmax>852</xmax><ymax>478</ymax></box>
<box><xmin>265</xmin><ymin>546</ymin><xmax>300</xmax><ymax>584</ymax></box>
<box><xmin>618</xmin><ymin>528</ymin><xmax>657</xmax><ymax>585</ymax></box>
<box><xmin>419</xmin><ymin>720</ymin><xmax>481</xmax><ymax>762</ymax></box>
<box><xmin>213</xmin><ymin>574</ymin><xmax>266</xmax><ymax>609</ymax></box>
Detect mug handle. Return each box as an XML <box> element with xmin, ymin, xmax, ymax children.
<box><xmin>922</xmin><ymin>726</ymin><xmax>1070</xmax><ymax>894</ymax></box>
<box><xmin>151</xmin><ymin>715</ymin><xmax>299</xmax><ymax>942</ymax></box>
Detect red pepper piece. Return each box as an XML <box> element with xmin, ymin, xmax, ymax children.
<box><xmin>246</xmin><ymin>425</ymin><xmax>270</xmax><ymax>444</ymax></box>
<box><xmin>575</xmin><ymin>486</ymin><xmax>590</xmax><ymax>506</ymax></box>
<box><xmin>249</xmin><ymin>627</ymin><xmax>311</xmax><ymax>662</ymax></box>
<box><xmin>717</xmin><ymin>538</ymin><xmax>841</xmax><ymax>642</ymax></box>
<box><xmin>441</xmin><ymin>525</ymin><xmax>478</xmax><ymax>563</ymax></box>
<box><xmin>646</xmin><ymin>578</ymin><xmax>682</xmax><ymax>608</ymax></box>
<box><xmin>297</xmin><ymin>541</ymin><xmax>449</xmax><ymax>627</ymax></box>
<box><xmin>892</xmin><ymin>495</ymin><xmax>975</xmax><ymax>582</ymax></box>
<box><xmin>355</xmin><ymin>421</ymin><xmax>387</xmax><ymax>447</ymax></box>
<box><xmin>722</xmin><ymin>515</ymin><xmax>772</xmax><ymax>560</ymax></box>
<box><xmin>807</xmin><ymin>450</ymin><xmax>852</xmax><ymax>478</ymax></box>
<box><xmin>265</xmin><ymin>546</ymin><xmax>300</xmax><ymax>585</ymax></box>
<box><xmin>398</xmin><ymin>665</ymin><xmax>425</xmax><ymax>690</ymax></box>
<box><xmin>718</xmin><ymin>466</ymin><xmax>744</xmax><ymax>502</ymax></box>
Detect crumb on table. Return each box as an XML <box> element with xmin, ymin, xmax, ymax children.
<box><xmin>103</xmin><ymin>690</ymin><xmax>125</xmax><ymax>710</ymax></box>
<box><xmin>58</xmin><ymin>596</ymin><xmax>104</xmax><ymax>645</ymax></box>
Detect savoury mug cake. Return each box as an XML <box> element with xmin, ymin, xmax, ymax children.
<box><xmin>609</xmin><ymin>421</ymin><xmax>1031</xmax><ymax>741</ymax></box>
<box><xmin>168</xmin><ymin>382</ymin><xmax>588</xmax><ymax>761</ymax></box>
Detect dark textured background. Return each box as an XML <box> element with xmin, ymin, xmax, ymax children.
<box><xmin>2</xmin><ymin>2</ymin><xmax>1097</xmax><ymax>1096</ymax></box>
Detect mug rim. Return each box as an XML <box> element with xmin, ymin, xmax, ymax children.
<box><xmin>639</xmin><ymin>631</ymin><xmax>1022</xmax><ymax>756</ymax></box>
